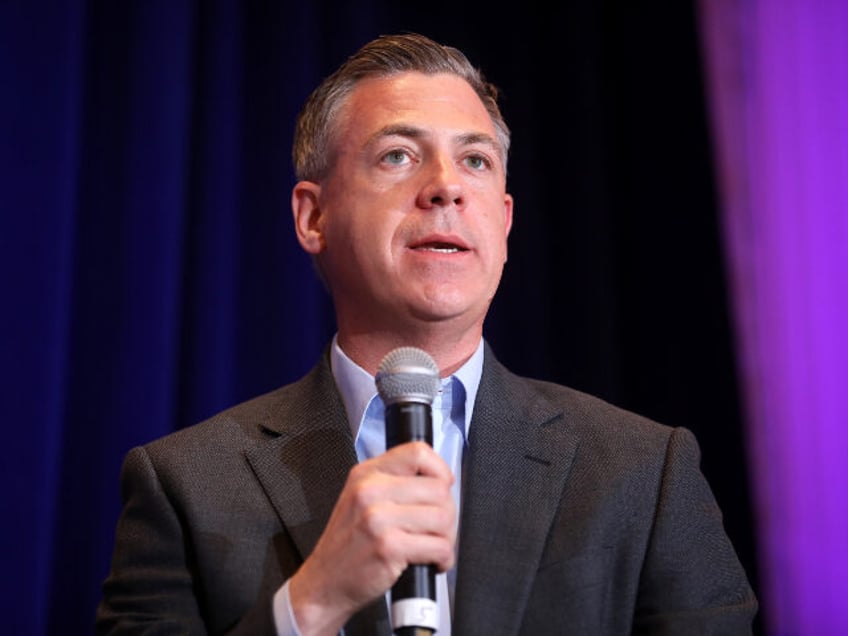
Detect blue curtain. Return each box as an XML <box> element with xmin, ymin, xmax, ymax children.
<box><xmin>1</xmin><ymin>2</ymin><xmax>759</xmax><ymax>633</ymax></box>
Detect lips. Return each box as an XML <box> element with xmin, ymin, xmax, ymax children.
<box><xmin>408</xmin><ymin>234</ymin><xmax>471</xmax><ymax>253</ymax></box>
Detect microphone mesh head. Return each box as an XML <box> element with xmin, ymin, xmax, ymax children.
<box><xmin>375</xmin><ymin>347</ymin><xmax>440</xmax><ymax>405</ymax></box>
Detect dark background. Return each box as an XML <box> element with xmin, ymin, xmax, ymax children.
<box><xmin>1</xmin><ymin>1</ymin><xmax>761</xmax><ymax>633</ymax></box>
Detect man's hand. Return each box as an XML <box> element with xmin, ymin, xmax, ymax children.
<box><xmin>288</xmin><ymin>441</ymin><xmax>456</xmax><ymax>635</ymax></box>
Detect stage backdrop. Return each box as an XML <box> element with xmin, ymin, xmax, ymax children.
<box><xmin>13</xmin><ymin>1</ymin><xmax>842</xmax><ymax>634</ymax></box>
<box><xmin>699</xmin><ymin>0</ymin><xmax>848</xmax><ymax>633</ymax></box>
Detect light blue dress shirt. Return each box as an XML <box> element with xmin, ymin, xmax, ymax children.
<box><xmin>273</xmin><ymin>336</ymin><xmax>484</xmax><ymax>635</ymax></box>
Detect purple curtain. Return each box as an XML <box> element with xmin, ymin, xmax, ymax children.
<box><xmin>698</xmin><ymin>1</ymin><xmax>848</xmax><ymax>632</ymax></box>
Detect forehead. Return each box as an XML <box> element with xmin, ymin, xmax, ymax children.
<box><xmin>337</xmin><ymin>71</ymin><xmax>498</xmax><ymax>143</ymax></box>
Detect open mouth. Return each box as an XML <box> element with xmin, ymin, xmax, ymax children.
<box><xmin>414</xmin><ymin>242</ymin><xmax>468</xmax><ymax>254</ymax></box>
<box><xmin>409</xmin><ymin>235</ymin><xmax>471</xmax><ymax>254</ymax></box>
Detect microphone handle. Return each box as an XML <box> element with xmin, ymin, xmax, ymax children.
<box><xmin>385</xmin><ymin>401</ymin><xmax>433</xmax><ymax>447</ymax></box>
<box><xmin>385</xmin><ymin>401</ymin><xmax>437</xmax><ymax>635</ymax></box>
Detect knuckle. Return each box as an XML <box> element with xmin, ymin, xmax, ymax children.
<box><xmin>372</xmin><ymin>530</ymin><xmax>399</xmax><ymax>563</ymax></box>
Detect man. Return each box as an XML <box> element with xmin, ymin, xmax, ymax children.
<box><xmin>96</xmin><ymin>33</ymin><xmax>758</xmax><ymax>635</ymax></box>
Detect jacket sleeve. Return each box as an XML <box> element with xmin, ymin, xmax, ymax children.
<box><xmin>632</xmin><ymin>427</ymin><xmax>759</xmax><ymax>635</ymax></box>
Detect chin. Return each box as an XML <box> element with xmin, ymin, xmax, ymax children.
<box><xmin>408</xmin><ymin>300</ymin><xmax>486</xmax><ymax>326</ymax></box>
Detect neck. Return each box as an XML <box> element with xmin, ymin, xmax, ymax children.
<box><xmin>337</xmin><ymin>326</ymin><xmax>483</xmax><ymax>377</ymax></box>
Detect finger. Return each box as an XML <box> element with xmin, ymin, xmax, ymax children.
<box><xmin>377</xmin><ymin>525</ymin><xmax>457</xmax><ymax>573</ymax></box>
<box><xmin>355</xmin><ymin>500</ymin><xmax>457</xmax><ymax>559</ymax></box>
<box><xmin>347</xmin><ymin>469</ymin><xmax>454</xmax><ymax>513</ymax></box>
<box><xmin>370</xmin><ymin>498</ymin><xmax>457</xmax><ymax>537</ymax></box>
<box><xmin>367</xmin><ymin>441</ymin><xmax>455</xmax><ymax>480</ymax></box>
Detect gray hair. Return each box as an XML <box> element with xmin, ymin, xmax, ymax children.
<box><xmin>292</xmin><ymin>33</ymin><xmax>511</xmax><ymax>182</ymax></box>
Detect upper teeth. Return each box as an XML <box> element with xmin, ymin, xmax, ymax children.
<box><xmin>421</xmin><ymin>246</ymin><xmax>459</xmax><ymax>253</ymax></box>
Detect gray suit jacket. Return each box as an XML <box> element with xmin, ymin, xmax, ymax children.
<box><xmin>96</xmin><ymin>343</ymin><xmax>757</xmax><ymax>635</ymax></box>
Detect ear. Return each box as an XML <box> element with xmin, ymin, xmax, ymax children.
<box><xmin>503</xmin><ymin>193</ymin><xmax>514</xmax><ymax>237</ymax></box>
<box><xmin>292</xmin><ymin>181</ymin><xmax>325</xmax><ymax>254</ymax></box>
<box><xmin>503</xmin><ymin>193</ymin><xmax>514</xmax><ymax>261</ymax></box>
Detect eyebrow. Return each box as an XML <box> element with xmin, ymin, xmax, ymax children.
<box><xmin>369</xmin><ymin>124</ymin><xmax>501</xmax><ymax>154</ymax></box>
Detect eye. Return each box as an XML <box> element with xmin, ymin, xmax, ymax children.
<box><xmin>464</xmin><ymin>153</ymin><xmax>492</xmax><ymax>171</ymax></box>
<box><xmin>382</xmin><ymin>149</ymin><xmax>411</xmax><ymax>166</ymax></box>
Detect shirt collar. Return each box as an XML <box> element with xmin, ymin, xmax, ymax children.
<box><xmin>330</xmin><ymin>335</ymin><xmax>485</xmax><ymax>443</ymax></box>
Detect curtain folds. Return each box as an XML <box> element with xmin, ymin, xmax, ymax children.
<box><xmin>3</xmin><ymin>3</ymin><xmax>763</xmax><ymax>633</ymax></box>
<box><xmin>698</xmin><ymin>0</ymin><xmax>848</xmax><ymax>633</ymax></box>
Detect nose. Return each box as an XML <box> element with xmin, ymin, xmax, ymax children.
<box><xmin>416</xmin><ymin>157</ymin><xmax>464</xmax><ymax>210</ymax></box>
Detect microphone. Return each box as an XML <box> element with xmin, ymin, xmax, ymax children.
<box><xmin>376</xmin><ymin>346</ymin><xmax>441</xmax><ymax>636</ymax></box>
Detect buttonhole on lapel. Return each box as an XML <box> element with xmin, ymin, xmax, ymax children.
<box><xmin>523</xmin><ymin>454</ymin><xmax>551</xmax><ymax>466</ymax></box>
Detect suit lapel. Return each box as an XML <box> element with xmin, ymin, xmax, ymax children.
<box><xmin>245</xmin><ymin>356</ymin><xmax>357</xmax><ymax>558</ymax></box>
<box><xmin>453</xmin><ymin>346</ymin><xmax>579</xmax><ymax>635</ymax></box>
<box><xmin>244</xmin><ymin>353</ymin><xmax>391</xmax><ymax>634</ymax></box>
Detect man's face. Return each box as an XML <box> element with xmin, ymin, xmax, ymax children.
<box><xmin>294</xmin><ymin>71</ymin><xmax>513</xmax><ymax>339</ymax></box>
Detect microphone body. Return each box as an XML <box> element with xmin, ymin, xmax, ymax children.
<box><xmin>376</xmin><ymin>347</ymin><xmax>441</xmax><ymax>635</ymax></box>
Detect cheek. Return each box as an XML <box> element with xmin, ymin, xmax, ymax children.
<box><xmin>484</xmin><ymin>218</ymin><xmax>510</xmax><ymax>261</ymax></box>
<box><xmin>326</xmin><ymin>217</ymin><xmax>397</xmax><ymax>278</ymax></box>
